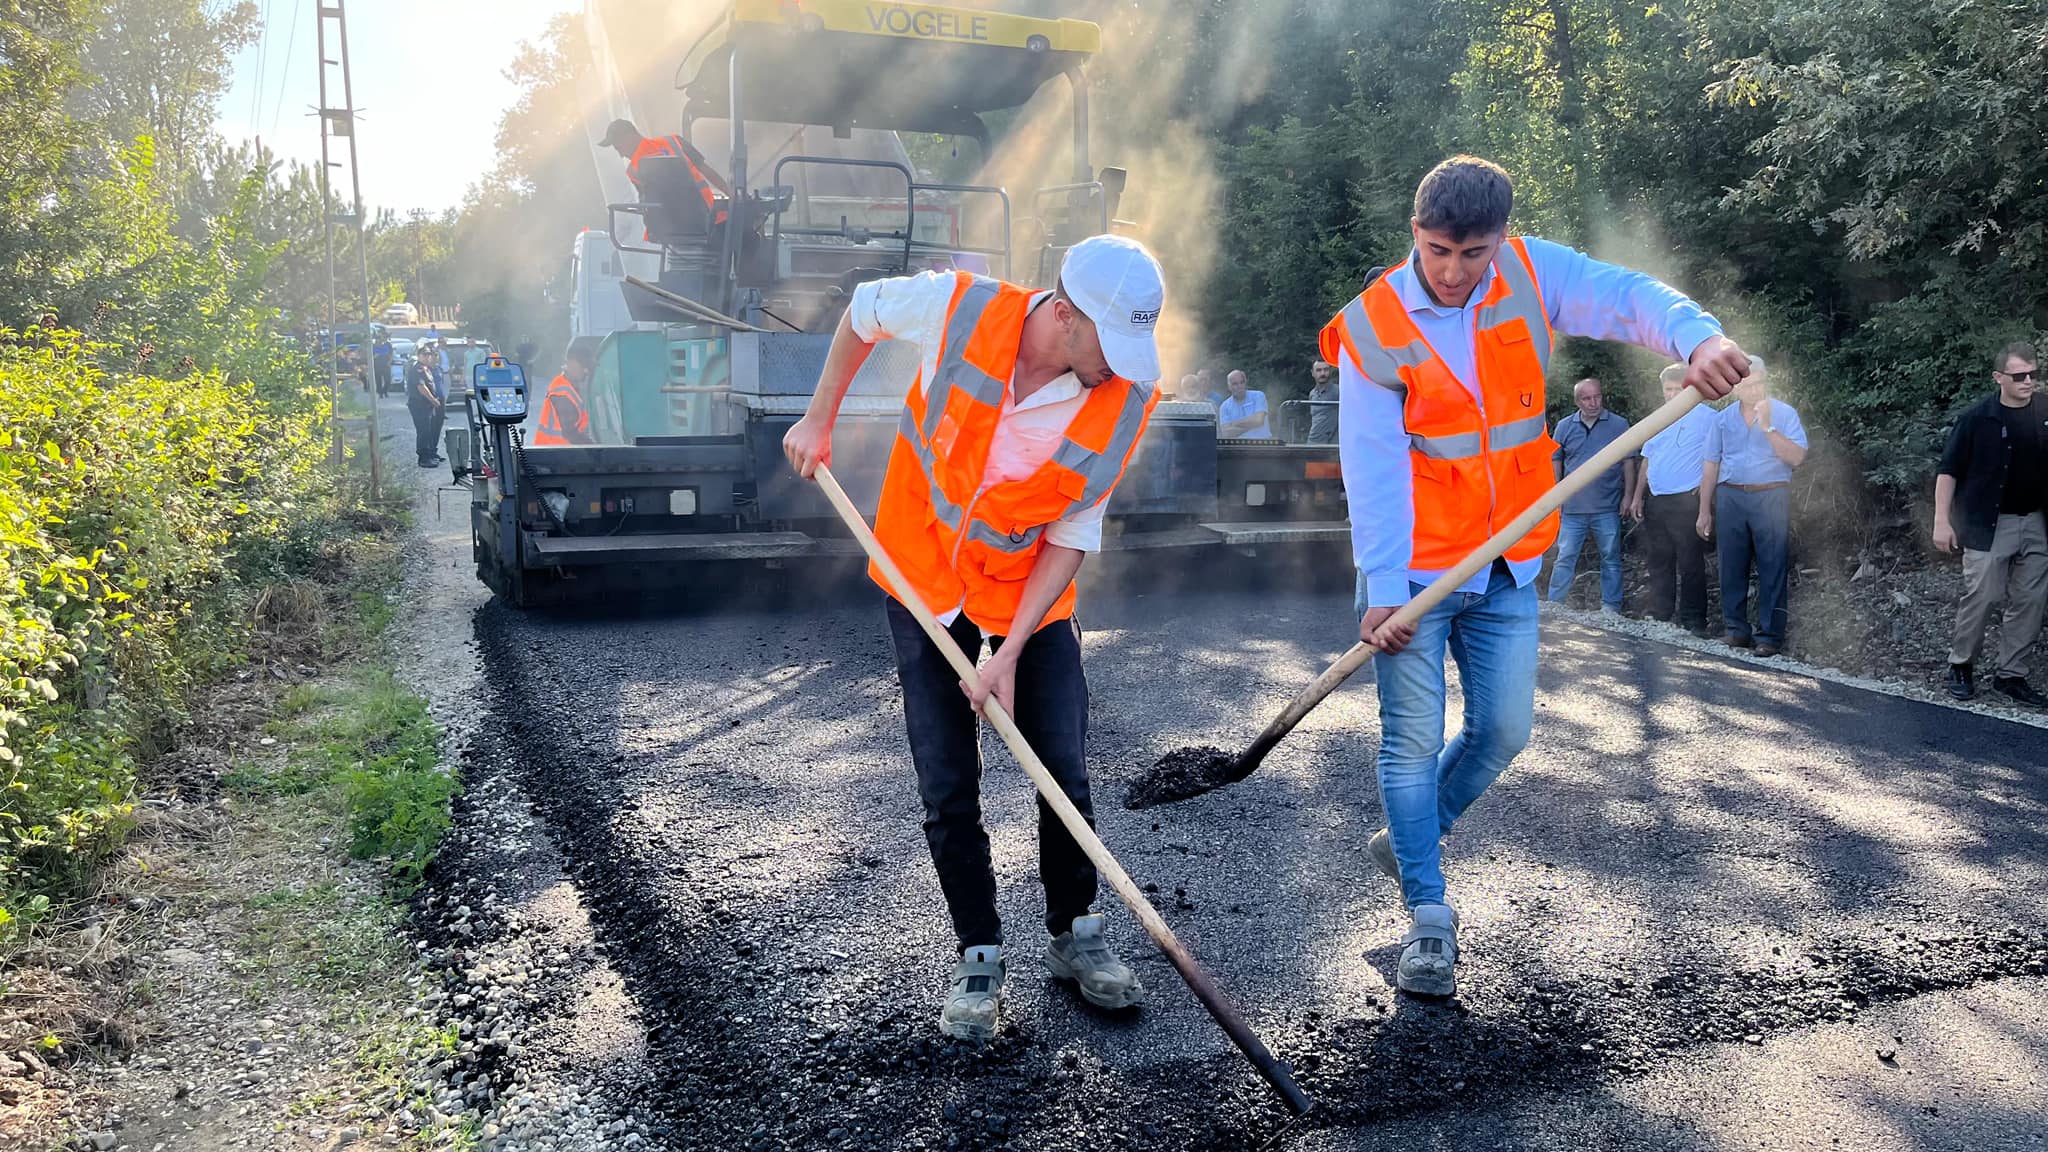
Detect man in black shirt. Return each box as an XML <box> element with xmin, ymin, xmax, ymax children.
<box><xmin>1933</xmin><ymin>341</ymin><xmax>2048</xmax><ymax>705</ymax></box>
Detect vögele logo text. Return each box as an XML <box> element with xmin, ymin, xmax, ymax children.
<box><xmin>865</xmin><ymin>3</ymin><xmax>991</xmax><ymax>42</ymax></box>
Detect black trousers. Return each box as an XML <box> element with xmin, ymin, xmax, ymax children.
<box><xmin>407</xmin><ymin>395</ymin><xmax>444</xmax><ymax>465</ymax></box>
<box><xmin>885</xmin><ymin>598</ymin><xmax>1097</xmax><ymax>950</ymax></box>
<box><xmin>1643</xmin><ymin>490</ymin><xmax>1708</xmax><ymax>628</ymax></box>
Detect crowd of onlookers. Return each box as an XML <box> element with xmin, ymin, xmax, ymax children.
<box><xmin>1197</xmin><ymin>336</ymin><xmax>2048</xmax><ymax>706</ymax></box>
<box><xmin>1169</xmin><ymin>360</ymin><xmax>1340</xmax><ymax>444</ymax></box>
<box><xmin>1545</xmin><ymin>356</ymin><xmax>1807</xmax><ymax>658</ymax></box>
<box><xmin>1546</xmin><ymin>341</ymin><xmax>2048</xmax><ymax>707</ymax></box>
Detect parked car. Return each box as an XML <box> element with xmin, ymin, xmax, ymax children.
<box><xmin>437</xmin><ymin>338</ymin><xmax>497</xmax><ymax>390</ymax></box>
<box><xmin>388</xmin><ymin>338</ymin><xmax>417</xmax><ymax>392</ymax></box>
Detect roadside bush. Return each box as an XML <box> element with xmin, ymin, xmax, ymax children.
<box><xmin>0</xmin><ymin>328</ymin><xmax>325</xmax><ymax>925</ymax></box>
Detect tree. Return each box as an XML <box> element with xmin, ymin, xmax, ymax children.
<box><xmin>0</xmin><ymin>0</ymin><xmax>99</xmax><ymax>322</ymax></box>
<box><xmin>75</xmin><ymin>0</ymin><xmax>258</xmax><ymax>184</ymax></box>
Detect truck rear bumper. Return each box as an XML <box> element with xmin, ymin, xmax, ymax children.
<box><xmin>523</xmin><ymin>521</ymin><xmax>1350</xmax><ymax>567</ymax></box>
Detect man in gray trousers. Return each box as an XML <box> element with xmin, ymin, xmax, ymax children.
<box><xmin>1933</xmin><ymin>341</ymin><xmax>2048</xmax><ymax>706</ymax></box>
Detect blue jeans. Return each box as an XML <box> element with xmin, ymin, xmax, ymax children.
<box><xmin>1547</xmin><ymin>510</ymin><xmax>1624</xmax><ymax>610</ymax></box>
<box><xmin>1371</xmin><ymin>563</ymin><xmax>1539</xmax><ymax>908</ymax></box>
<box><xmin>1715</xmin><ymin>485</ymin><xmax>1791</xmax><ymax>646</ymax></box>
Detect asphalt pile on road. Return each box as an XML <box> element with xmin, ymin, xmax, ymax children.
<box><xmin>1121</xmin><ymin>745</ymin><xmax>1237</xmax><ymax>810</ymax></box>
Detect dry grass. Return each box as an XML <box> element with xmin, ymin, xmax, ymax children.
<box><xmin>254</xmin><ymin>579</ymin><xmax>328</xmax><ymax>632</ymax></box>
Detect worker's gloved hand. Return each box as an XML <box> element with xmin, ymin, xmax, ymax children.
<box><xmin>782</xmin><ymin>415</ymin><xmax>832</xmax><ymax>480</ymax></box>
<box><xmin>1683</xmin><ymin>336</ymin><xmax>1749</xmax><ymax>400</ymax></box>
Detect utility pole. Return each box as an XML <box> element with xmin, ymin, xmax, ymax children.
<box><xmin>315</xmin><ymin>0</ymin><xmax>381</xmax><ymax>500</ymax></box>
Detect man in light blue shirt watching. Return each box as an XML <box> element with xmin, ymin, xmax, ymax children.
<box><xmin>1699</xmin><ymin>357</ymin><xmax>1807</xmax><ymax>656</ymax></box>
<box><xmin>1216</xmin><ymin>370</ymin><xmax>1273</xmax><ymax>439</ymax></box>
<box><xmin>1329</xmin><ymin>155</ymin><xmax>1751</xmax><ymax>998</ymax></box>
<box><xmin>1547</xmin><ymin>377</ymin><xmax>1638</xmax><ymax>613</ymax></box>
<box><xmin>1631</xmin><ymin>362</ymin><xmax>1718</xmax><ymax>634</ymax></box>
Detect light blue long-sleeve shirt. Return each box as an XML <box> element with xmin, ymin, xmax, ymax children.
<box><xmin>1704</xmin><ymin>398</ymin><xmax>1807</xmax><ymax>486</ymax></box>
<box><xmin>1339</xmin><ymin>237</ymin><xmax>1726</xmax><ymax>609</ymax></box>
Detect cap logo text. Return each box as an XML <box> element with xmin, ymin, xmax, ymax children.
<box><xmin>1130</xmin><ymin>308</ymin><xmax>1159</xmax><ymax>327</ymax></box>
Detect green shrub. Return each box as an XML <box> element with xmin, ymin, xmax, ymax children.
<box><xmin>0</xmin><ymin>328</ymin><xmax>325</xmax><ymax>918</ymax></box>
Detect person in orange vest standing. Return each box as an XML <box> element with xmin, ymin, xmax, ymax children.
<box><xmin>599</xmin><ymin>118</ymin><xmax>729</xmax><ymax>228</ymax></box>
<box><xmin>1322</xmin><ymin>156</ymin><xmax>1753</xmax><ymax>998</ymax></box>
<box><xmin>532</xmin><ymin>345</ymin><xmax>595</xmax><ymax>447</ymax></box>
<box><xmin>782</xmin><ymin>236</ymin><xmax>1164</xmax><ymax>1040</ymax></box>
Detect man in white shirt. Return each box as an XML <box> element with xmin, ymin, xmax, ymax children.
<box><xmin>1323</xmin><ymin>155</ymin><xmax>1750</xmax><ymax>997</ymax></box>
<box><xmin>782</xmin><ymin>236</ymin><xmax>1163</xmax><ymax>1041</ymax></box>
<box><xmin>1630</xmin><ymin>362</ymin><xmax>1717</xmax><ymax>634</ymax></box>
<box><xmin>1217</xmin><ymin>370</ymin><xmax>1273</xmax><ymax>439</ymax></box>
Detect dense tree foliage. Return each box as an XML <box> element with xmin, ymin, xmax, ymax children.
<box><xmin>993</xmin><ymin>0</ymin><xmax>2047</xmax><ymax>496</ymax></box>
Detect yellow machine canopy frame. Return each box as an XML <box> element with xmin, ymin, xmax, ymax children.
<box><xmin>680</xmin><ymin>0</ymin><xmax>1100</xmax><ymax>137</ymax></box>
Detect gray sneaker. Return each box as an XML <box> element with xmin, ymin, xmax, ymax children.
<box><xmin>1397</xmin><ymin>903</ymin><xmax>1459</xmax><ymax>997</ymax></box>
<box><xmin>940</xmin><ymin>945</ymin><xmax>1005</xmax><ymax>1040</ymax></box>
<box><xmin>1369</xmin><ymin>828</ymin><xmax>1447</xmax><ymax>887</ymax></box>
<box><xmin>1045</xmin><ymin>914</ymin><xmax>1144</xmax><ymax>1010</ymax></box>
<box><xmin>1367</xmin><ymin>828</ymin><xmax>1401</xmax><ymax>883</ymax></box>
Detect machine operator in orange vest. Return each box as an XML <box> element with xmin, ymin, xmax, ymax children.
<box><xmin>782</xmin><ymin>236</ymin><xmax>1165</xmax><ymax>1041</ymax></box>
<box><xmin>532</xmin><ymin>344</ymin><xmax>595</xmax><ymax>447</ymax></box>
<box><xmin>599</xmin><ymin>118</ymin><xmax>730</xmax><ymax>228</ymax></box>
<box><xmin>1323</xmin><ymin>156</ymin><xmax>1753</xmax><ymax>998</ymax></box>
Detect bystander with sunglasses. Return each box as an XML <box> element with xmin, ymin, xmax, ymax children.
<box><xmin>1933</xmin><ymin>341</ymin><xmax>2048</xmax><ymax>706</ymax></box>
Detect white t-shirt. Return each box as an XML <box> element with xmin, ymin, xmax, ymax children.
<box><xmin>848</xmin><ymin>271</ymin><xmax>1108</xmax><ymax>553</ymax></box>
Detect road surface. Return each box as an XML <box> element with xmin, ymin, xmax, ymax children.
<box><xmin>417</xmin><ymin>536</ymin><xmax>2048</xmax><ymax>1151</ymax></box>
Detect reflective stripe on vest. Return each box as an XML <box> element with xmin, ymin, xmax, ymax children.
<box><xmin>1333</xmin><ymin>294</ymin><xmax>1431</xmax><ymax>395</ymax></box>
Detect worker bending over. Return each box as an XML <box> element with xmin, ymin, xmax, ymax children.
<box><xmin>783</xmin><ymin>236</ymin><xmax>1164</xmax><ymax>1040</ymax></box>
<box><xmin>533</xmin><ymin>344</ymin><xmax>595</xmax><ymax>447</ymax></box>
<box><xmin>1322</xmin><ymin>156</ymin><xmax>1750</xmax><ymax>997</ymax></box>
<box><xmin>600</xmin><ymin>118</ymin><xmax>729</xmax><ymax>227</ymax></box>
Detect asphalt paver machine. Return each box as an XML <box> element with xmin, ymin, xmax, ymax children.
<box><xmin>471</xmin><ymin>0</ymin><xmax>1347</xmax><ymax>606</ymax></box>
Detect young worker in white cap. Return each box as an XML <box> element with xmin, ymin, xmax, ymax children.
<box><xmin>783</xmin><ymin>236</ymin><xmax>1164</xmax><ymax>1040</ymax></box>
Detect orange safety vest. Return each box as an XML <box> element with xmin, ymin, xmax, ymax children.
<box><xmin>1317</xmin><ymin>237</ymin><xmax>1560</xmax><ymax>571</ymax></box>
<box><xmin>628</xmin><ymin>135</ymin><xmax>728</xmax><ymax>226</ymax></box>
<box><xmin>872</xmin><ymin>272</ymin><xmax>1159</xmax><ymax>637</ymax></box>
<box><xmin>532</xmin><ymin>374</ymin><xmax>589</xmax><ymax>446</ymax></box>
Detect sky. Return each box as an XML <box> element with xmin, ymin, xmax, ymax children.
<box><xmin>214</xmin><ymin>0</ymin><xmax>577</xmax><ymax>216</ymax></box>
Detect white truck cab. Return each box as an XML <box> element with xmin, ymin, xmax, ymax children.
<box><xmin>569</xmin><ymin>230</ymin><xmax>649</xmax><ymax>341</ymax></box>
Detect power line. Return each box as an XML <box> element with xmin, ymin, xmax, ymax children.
<box><xmin>248</xmin><ymin>0</ymin><xmax>273</xmax><ymax>130</ymax></box>
<box><xmin>268</xmin><ymin>0</ymin><xmax>302</xmax><ymax>142</ymax></box>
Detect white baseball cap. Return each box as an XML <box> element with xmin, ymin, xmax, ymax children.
<box><xmin>1059</xmin><ymin>235</ymin><xmax>1164</xmax><ymax>383</ymax></box>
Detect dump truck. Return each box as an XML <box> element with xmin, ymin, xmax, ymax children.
<box><xmin>465</xmin><ymin>0</ymin><xmax>1347</xmax><ymax>607</ymax></box>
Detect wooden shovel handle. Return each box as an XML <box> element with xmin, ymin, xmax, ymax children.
<box><xmin>1234</xmin><ymin>387</ymin><xmax>1707</xmax><ymax>772</ymax></box>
